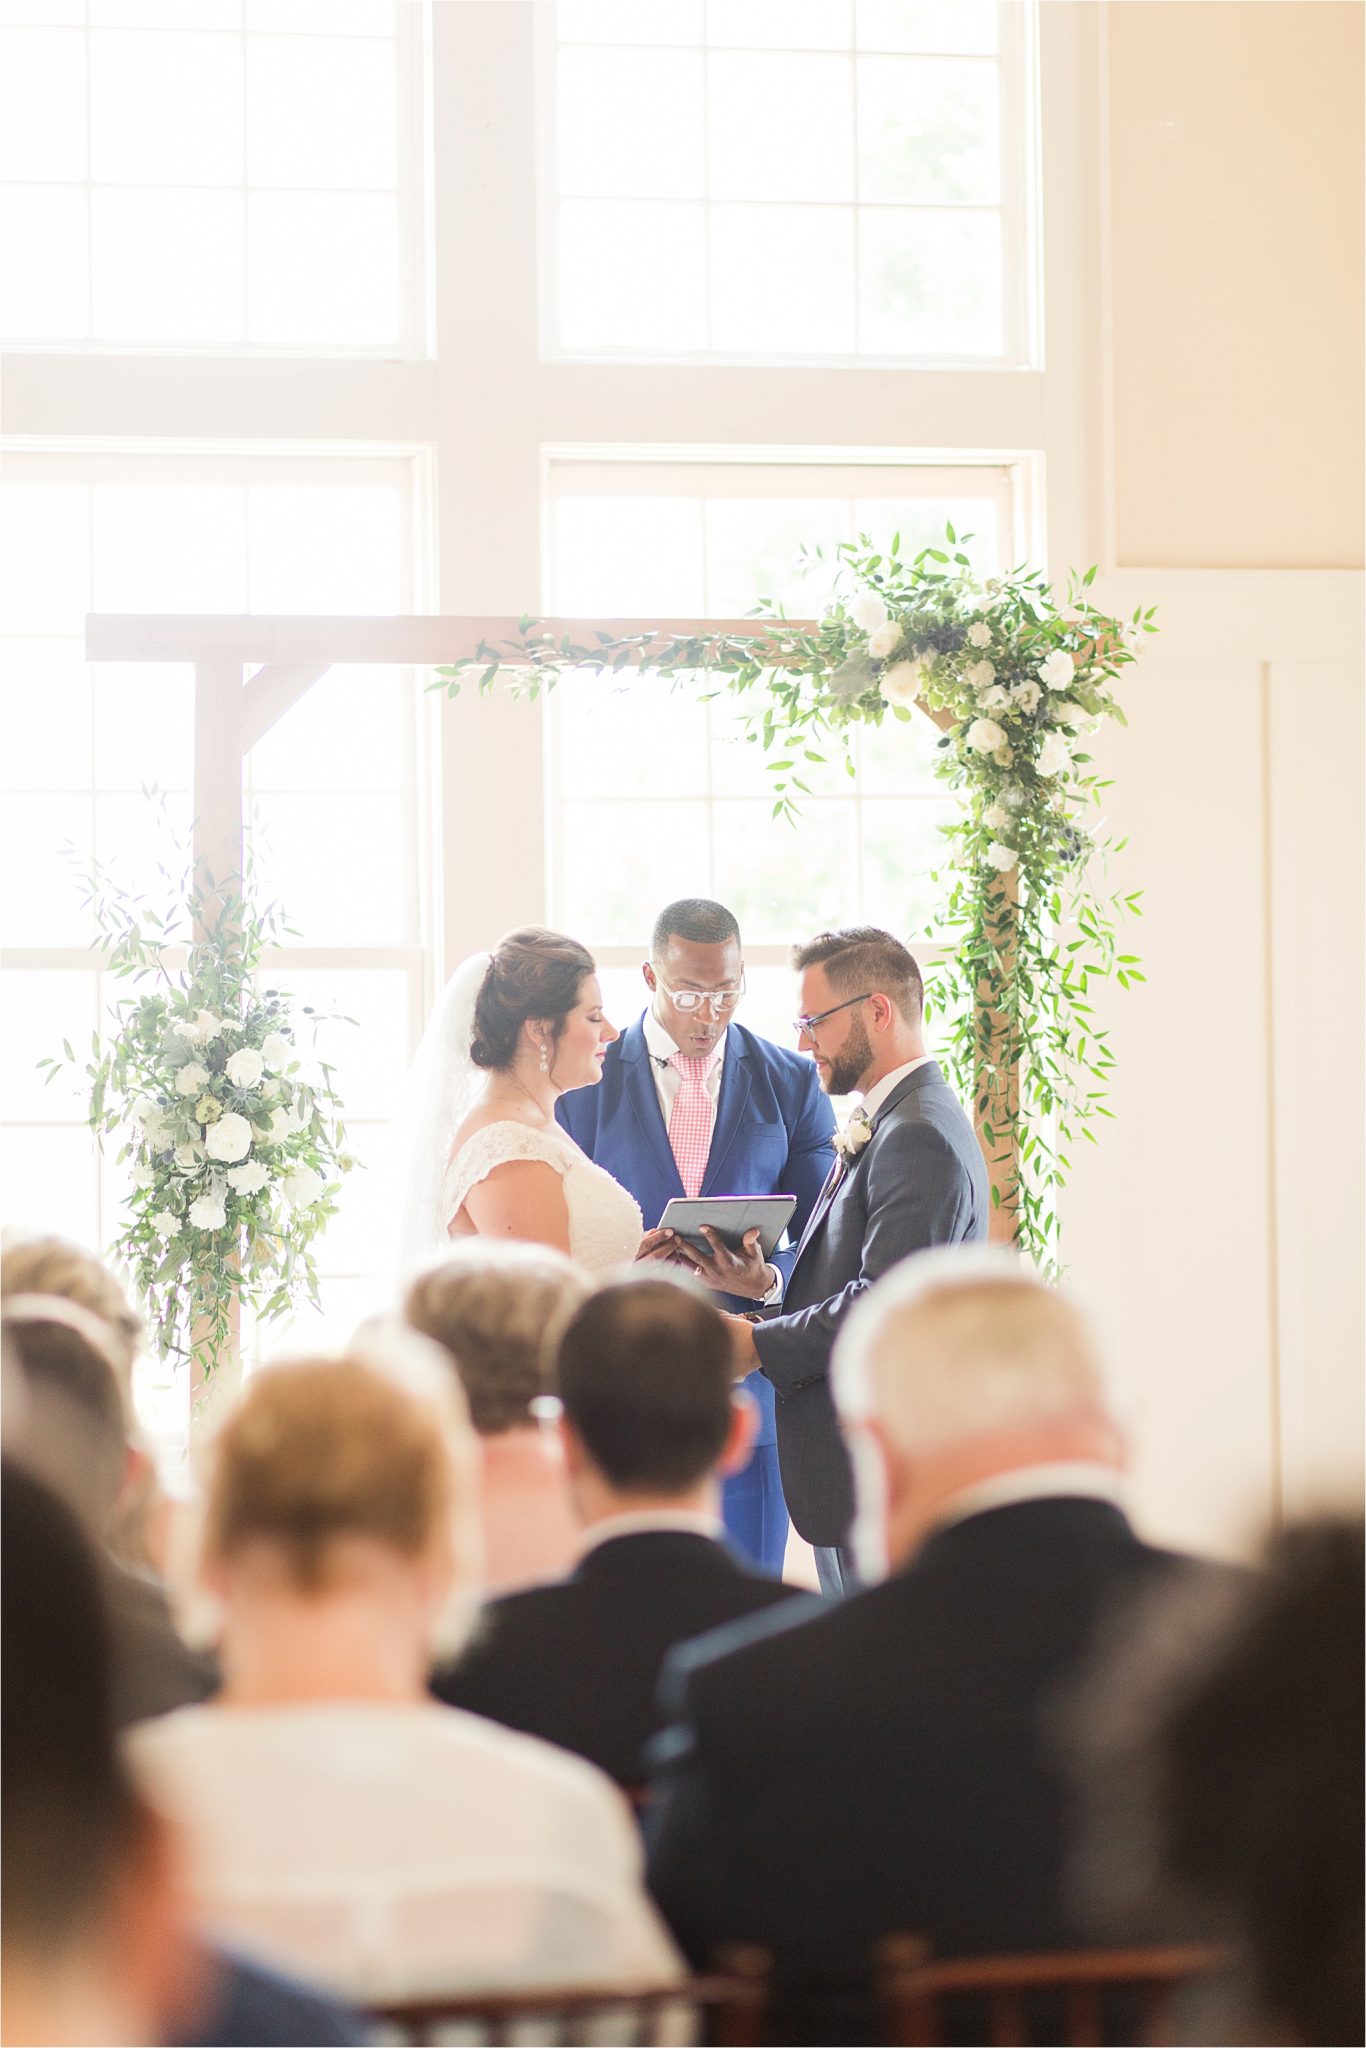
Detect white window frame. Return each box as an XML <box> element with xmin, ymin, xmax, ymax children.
<box><xmin>535</xmin><ymin>0</ymin><xmax>1042</xmax><ymax>371</ymax></box>
<box><xmin>0</xmin><ymin>2</ymin><xmax>432</xmax><ymax>361</ymax></box>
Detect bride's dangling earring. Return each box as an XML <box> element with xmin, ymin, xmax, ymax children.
<box><xmin>538</xmin><ymin>1040</ymin><xmax>549</xmax><ymax>1075</ymax></box>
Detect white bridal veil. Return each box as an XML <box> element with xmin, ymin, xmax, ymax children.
<box><xmin>394</xmin><ymin>951</ymin><xmax>492</xmax><ymax>1280</ymax></box>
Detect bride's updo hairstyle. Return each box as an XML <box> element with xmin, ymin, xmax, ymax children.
<box><xmin>470</xmin><ymin>927</ymin><xmax>597</xmax><ymax>1073</ymax></box>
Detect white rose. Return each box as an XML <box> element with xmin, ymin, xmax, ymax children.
<box><xmin>260</xmin><ymin>1032</ymin><xmax>292</xmax><ymax>1073</ymax></box>
<box><xmin>174</xmin><ymin>1062</ymin><xmax>210</xmax><ymax>1097</ymax></box>
<box><xmin>188</xmin><ymin>1193</ymin><xmax>228</xmax><ymax>1231</ymax></box>
<box><xmin>967</xmin><ymin>620</ymin><xmax>992</xmax><ymax>649</ymax></box>
<box><xmin>979</xmin><ymin>685</ymin><xmax>1011</xmax><ymax>713</ymax></box>
<box><xmin>170</xmin><ymin>1021</ymin><xmax>201</xmax><ymax>1043</ymax></box>
<box><xmin>986</xmin><ymin>842</ymin><xmax>1019</xmax><ymax>872</ymax></box>
<box><xmin>174</xmin><ymin>1141</ymin><xmax>204</xmax><ymax>1171</ymax></box>
<box><xmin>224</xmin><ymin>1047</ymin><xmax>264</xmax><ymax>1089</ymax></box>
<box><xmin>227</xmin><ymin>1161</ymin><xmax>270</xmax><ymax>1196</ymax></box>
<box><xmin>1012</xmin><ymin>679</ymin><xmax>1042</xmax><ymax>713</ymax></box>
<box><xmin>966</xmin><ymin>659</ymin><xmax>996</xmax><ymax>693</ymax></box>
<box><xmin>965</xmin><ymin>717</ymin><xmax>1007</xmax><ymax>755</ymax></box>
<box><xmin>879</xmin><ymin>659</ymin><xmax>923</xmax><ymax>708</ymax></box>
<box><xmin>1039</xmin><ymin>649</ymin><xmax>1075</xmax><ymax>690</ymax></box>
<box><xmin>1036</xmin><ymin>732</ymin><xmax>1072</xmax><ymax>778</ymax></box>
<box><xmin>866</xmin><ymin>622</ymin><xmax>902</xmax><ymax>660</ymax></box>
<box><xmin>1050</xmin><ymin>697</ymin><xmax>1089</xmax><ymax>728</ymax></box>
<box><xmin>151</xmin><ymin>1209</ymin><xmax>180</xmax><ymax>1239</ymax></box>
<box><xmin>194</xmin><ymin>1010</ymin><xmax>223</xmax><ymax>1041</ymax></box>
<box><xmin>205</xmin><ymin>1112</ymin><xmax>253</xmax><ymax>1164</ymax></box>
<box><xmin>269</xmin><ymin>1105</ymin><xmax>306</xmax><ymax>1140</ymax></box>
<box><xmin>849</xmin><ymin>591</ymin><xmax>889</xmax><ymax>633</ymax></box>
<box><xmin>983</xmin><ymin>803</ymin><xmax>1010</xmax><ymax>832</ymax></box>
<box><xmin>282</xmin><ymin>1166</ymin><xmax>324</xmax><ymax>1209</ymax></box>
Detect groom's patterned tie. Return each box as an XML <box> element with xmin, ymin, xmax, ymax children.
<box><xmin>667</xmin><ymin>1050</ymin><xmax>719</xmax><ymax>1198</ymax></box>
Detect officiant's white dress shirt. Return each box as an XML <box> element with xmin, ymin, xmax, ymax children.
<box><xmin>642</xmin><ymin>1008</ymin><xmax>727</xmax><ymax>1121</ymax></box>
<box><xmin>128</xmin><ymin>1700</ymin><xmax>681</xmax><ymax>2004</ymax></box>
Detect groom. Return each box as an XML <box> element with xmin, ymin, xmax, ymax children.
<box><xmin>557</xmin><ymin>899</ymin><xmax>836</xmax><ymax>1575</ymax></box>
<box><xmin>726</xmin><ymin>926</ymin><xmax>989</xmax><ymax>1594</ymax></box>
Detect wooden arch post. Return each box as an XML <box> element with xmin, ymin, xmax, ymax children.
<box><xmin>85</xmin><ymin>609</ymin><xmax>1021</xmax><ymax>1422</ymax></box>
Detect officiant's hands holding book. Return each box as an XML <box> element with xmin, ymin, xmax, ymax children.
<box><xmin>636</xmin><ymin>1224</ymin><xmax>775</xmax><ymax>1300</ymax></box>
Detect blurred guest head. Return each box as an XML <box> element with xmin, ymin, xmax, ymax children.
<box><xmin>1</xmin><ymin>1233</ymin><xmax>163</xmax><ymax>1575</ymax></box>
<box><xmin>2</xmin><ymin>1294</ymin><xmax>131</xmax><ymax>1536</ymax></box>
<box><xmin>556</xmin><ymin>1272</ymin><xmax>756</xmax><ymax>1520</ymax></box>
<box><xmin>403</xmin><ymin>1239</ymin><xmax>590</xmax><ymax>1435</ymax></box>
<box><xmin>1</xmin><ymin>1458</ymin><xmax>197</xmax><ymax>2046</ymax></box>
<box><xmin>195</xmin><ymin>1336</ymin><xmax>480</xmax><ymax>1688</ymax></box>
<box><xmin>835</xmin><ymin>1249</ymin><xmax>1123</xmax><ymax>1568</ymax></box>
<box><xmin>1082</xmin><ymin>1517</ymin><xmax>1364</xmax><ymax>2047</ymax></box>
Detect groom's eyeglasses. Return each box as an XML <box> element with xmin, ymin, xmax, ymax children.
<box><xmin>793</xmin><ymin>993</ymin><xmax>872</xmax><ymax>1038</ymax></box>
<box><xmin>656</xmin><ymin>973</ymin><xmax>745</xmax><ymax>1015</ymax></box>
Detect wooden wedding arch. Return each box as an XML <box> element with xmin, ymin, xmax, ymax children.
<box><xmin>85</xmin><ymin>609</ymin><xmax>1017</xmax><ymax>1388</ymax></box>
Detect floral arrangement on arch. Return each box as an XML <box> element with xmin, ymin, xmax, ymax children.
<box><xmin>436</xmin><ymin>528</ymin><xmax>1156</xmax><ymax>1266</ymax></box>
<box><xmin>47</xmin><ymin>861</ymin><xmax>353</xmax><ymax>1376</ymax></box>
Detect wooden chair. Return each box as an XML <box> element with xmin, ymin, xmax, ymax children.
<box><xmin>877</xmin><ymin>1939</ymin><xmax>1228</xmax><ymax>2048</ymax></box>
<box><xmin>367</xmin><ymin>1949</ymin><xmax>770</xmax><ymax>2047</ymax></box>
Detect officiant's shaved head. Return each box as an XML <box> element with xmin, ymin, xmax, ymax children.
<box><xmin>646</xmin><ymin>899</ymin><xmax>744</xmax><ymax>1057</ymax></box>
<box><xmin>651</xmin><ymin>898</ymin><xmax>740</xmax><ymax>956</ymax></box>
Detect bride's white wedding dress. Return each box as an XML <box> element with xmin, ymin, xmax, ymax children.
<box><xmin>441</xmin><ymin>1120</ymin><xmax>642</xmax><ymax>1278</ymax></box>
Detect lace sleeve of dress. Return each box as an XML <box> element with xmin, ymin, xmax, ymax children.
<box><xmin>440</xmin><ymin>1122</ymin><xmax>572</xmax><ymax>1229</ymax></box>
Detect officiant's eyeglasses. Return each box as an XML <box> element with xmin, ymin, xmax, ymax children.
<box><xmin>793</xmin><ymin>993</ymin><xmax>872</xmax><ymax>1037</ymax></box>
<box><xmin>657</xmin><ymin>973</ymin><xmax>745</xmax><ymax>1015</ymax></box>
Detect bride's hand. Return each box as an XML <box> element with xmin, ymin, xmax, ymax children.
<box><xmin>635</xmin><ymin>1226</ymin><xmax>689</xmax><ymax>1265</ymax></box>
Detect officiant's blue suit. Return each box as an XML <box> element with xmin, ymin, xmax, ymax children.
<box><xmin>557</xmin><ymin>1016</ymin><xmax>837</xmax><ymax>1576</ymax></box>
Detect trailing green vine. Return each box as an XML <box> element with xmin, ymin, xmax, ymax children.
<box><xmin>434</xmin><ymin>527</ymin><xmax>1154</xmax><ymax>1267</ymax></box>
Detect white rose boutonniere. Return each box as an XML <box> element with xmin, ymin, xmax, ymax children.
<box><xmin>832</xmin><ymin>1108</ymin><xmax>873</xmax><ymax>1164</ymax></box>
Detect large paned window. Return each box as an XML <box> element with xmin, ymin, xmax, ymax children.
<box><xmin>0</xmin><ymin>0</ymin><xmax>422</xmax><ymax>351</ymax></box>
<box><xmin>546</xmin><ymin>0</ymin><xmax>1038</xmax><ymax>364</ymax></box>
<box><xmin>544</xmin><ymin>454</ymin><xmax>1017</xmax><ymax>1043</ymax></box>
<box><xmin>0</xmin><ymin>449</ymin><xmax>425</xmax><ymax>1451</ymax></box>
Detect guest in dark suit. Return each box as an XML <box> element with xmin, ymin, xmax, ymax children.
<box><xmin>558</xmin><ymin>898</ymin><xmax>836</xmax><ymax>1574</ymax></box>
<box><xmin>435</xmin><ymin>1272</ymin><xmax>806</xmax><ymax>1786</ymax></box>
<box><xmin>718</xmin><ymin>927</ymin><xmax>988</xmax><ymax>1593</ymax></box>
<box><xmin>647</xmin><ymin>1255</ymin><xmax>1204</xmax><ymax>2038</ymax></box>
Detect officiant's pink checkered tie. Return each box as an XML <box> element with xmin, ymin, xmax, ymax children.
<box><xmin>668</xmin><ymin>1050</ymin><xmax>719</xmax><ymax>1198</ymax></box>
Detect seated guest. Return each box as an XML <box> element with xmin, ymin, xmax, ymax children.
<box><xmin>436</xmin><ymin>1272</ymin><xmax>807</xmax><ymax>1784</ymax></box>
<box><xmin>128</xmin><ymin>1338</ymin><xmax>681</xmax><ymax>2007</ymax></box>
<box><xmin>646</xmin><ymin>1252</ymin><xmax>1207</xmax><ymax>2033</ymax></box>
<box><xmin>404</xmin><ymin>1240</ymin><xmax>589</xmax><ymax>1591</ymax></box>
<box><xmin>1078</xmin><ymin>1515</ymin><xmax>1364</xmax><ymax>2047</ymax></box>
<box><xmin>1</xmin><ymin>1231</ymin><xmax>164</xmax><ymax>1575</ymax></box>
<box><xmin>2</xmin><ymin>1293</ymin><xmax>217</xmax><ymax>1727</ymax></box>
<box><xmin>2</xmin><ymin>1457</ymin><xmax>365</xmax><ymax>2048</ymax></box>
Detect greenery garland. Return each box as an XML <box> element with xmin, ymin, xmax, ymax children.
<box><xmin>436</xmin><ymin>528</ymin><xmax>1154</xmax><ymax>1267</ymax></box>
<box><xmin>47</xmin><ymin>861</ymin><xmax>354</xmax><ymax>1376</ymax></box>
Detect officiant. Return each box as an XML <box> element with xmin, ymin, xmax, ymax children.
<box><xmin>557</xmin><ymin>898</ymin><xmax>836</xmax><ymax>1575</ymax></box>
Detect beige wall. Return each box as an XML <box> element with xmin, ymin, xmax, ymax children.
<box><xmin>1107</xmin><ymin>1</ymin><xmax>1365</xmax><ymax>568</ymax></box>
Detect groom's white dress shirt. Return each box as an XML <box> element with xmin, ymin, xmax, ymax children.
<box><xmin>858</xmin><ymin>1053</ymin><xmax>936</xmax><ymax>1121</ymax></box>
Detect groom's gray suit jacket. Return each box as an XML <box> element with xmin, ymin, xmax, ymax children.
<box><xmin>752</xmin><ymin>1061</ymin><xmax>988</xmax><ymax>1548</ymax></box>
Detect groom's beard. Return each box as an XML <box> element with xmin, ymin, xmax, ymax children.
<box><xmin>825</xmin><ymin>1016</ymin><xmax>873</xmax><ymax>1098</ymax></box>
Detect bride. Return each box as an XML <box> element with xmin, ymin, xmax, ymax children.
<box><xmin>398</xmin><ymin>928</ymin><xmax>646</xmax><ymax>1278</ymax></box>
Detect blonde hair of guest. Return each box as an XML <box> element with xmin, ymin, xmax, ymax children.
<box><xmin>190</xmin><ymin>1330</ymin><xmax>482</xmax><ymax>1663</ymax></box>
